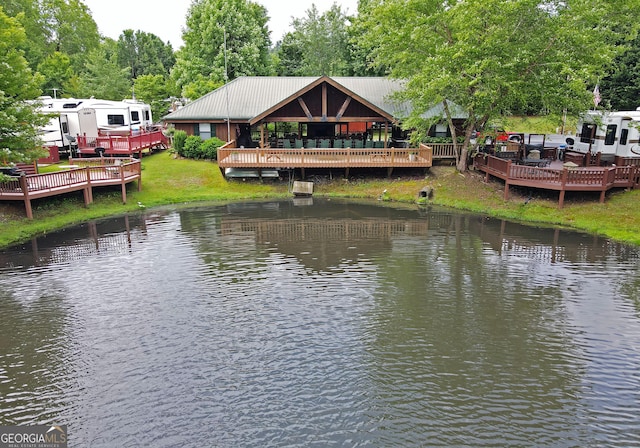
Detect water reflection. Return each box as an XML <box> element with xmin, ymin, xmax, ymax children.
<box><xmin>0</xmin><ymin>199</ymin><xmax>639</xmax><ymax>446</ymax></box>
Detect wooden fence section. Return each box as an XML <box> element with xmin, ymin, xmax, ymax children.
<box><xmin>76</xmin><ymin>130</ymin><xmax>168</xmax><ymax>157</ymax></box>
<box><xmin>429</xmin><ymin>143</ymin><xmax>458</xmax><ymax>160</ymax></box>
<box><xmin>218</xmin><ymin>144</ymin><xmax>433</xmax><ymax>177</ymax></box>
<box><xmin>0</xmin><ymin>158</ymin><xmax>141</xmax><ymax>219</ymax></box>
<box><xmin>474</xmin><ymin>154</ymin><xmax>640</xmax><ymax>208</ymax></box>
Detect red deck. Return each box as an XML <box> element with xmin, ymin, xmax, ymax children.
<box><xmin>0</xmin><ymin>158</ymin><xmax>142</xmax><ymax>219</ymax></box>
<box><xmin>76</xmin><ymin>129</ymin><xmax>168</xmax><ymax>157</ymax></box>
<box><xmin>474</xmin><ymin>154</ymin><xmax>640</xmax><ymax>208</ymax></box>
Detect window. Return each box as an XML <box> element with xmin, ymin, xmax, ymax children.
<box><xmin>604</xmin><ymin>124</ymin><xmax>617</xmax><ymax>145</ymax></box>
<box><xmin>108</xmin><ymin>114</ymin><xmax>125</xmax><ymax>126</ymax></box>
<box><xmin>621</xmin><ymin>129</ymin><xmax>629</xmax><ymax>145</ymax></box>
<box><xmin>130</xmin><ymin>111</ymin><xmax>140</xmax><ymax>123</ymax></box>
<box><xmin>61</xmin><ymin>122</ymin><xmax>69</xmax><ymax>133</ymax></box>
<box><xmin>580</xmin><ymin>123</ymin><xmax>596</xmax><ymax>144</ymax></box>
<box><xmin>144</xmin><ymin>110</ymin><xmax>150</xmax><ymax>121</ymax></box>
<box><xmin>427</xmin><ymin>123</ymin><xmax>452</xmax><ymax>138</ymax></box>
<box><xmin>197</xmin><ymin>123</ymin><xmax>212</xmax><ymax>140</ymax></box>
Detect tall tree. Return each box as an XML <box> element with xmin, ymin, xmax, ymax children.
<box><xmin>117</xmin><ymin>30</ymin><xmax>176</xmax><ymax>80</ymax></box>
<box><xmin>0</xmin><ymin>8</ymin><xmax>48</xmax><ymax>168</ymax></box>
<box><xmin>363</xmin><ymin>0</ymin><xmax>640</xmax><ymax>171</ymax></box>
<box><xmin>275</xmin><ymin>3</ymin><xmax>351</xmax><ymax>76</ymax></box>
<box><xmin>3</xmin><ymin>0</ymin><xmax>50</xmax><ymax>69</ymax></box>
<box><xmin>347</xmin><ymin>0</ymin><xmax>389</xmax><ymax>76</ymax></box>
<box><xmin>600</xmin><ymin>33</ymin><xmax>640</xmax><ymax>111</ymax></box>
<box><xmin>5</xmin><ymin>0</ymin><xmax>101</xmax><ymax>96</ymax></box>
<box><xmin>37</xmin><ymin>51</ymin><xmax>74</xmax><ymax>97</ymax></box>
<box><xmin>274</xmin><ymin>31</ymin><xmax>306</xmax><ymax>76</ymax></box>
<box><xmin>172</xmin><ymin>0</ymin><xmax>271</xmax><ymax>99</ymax></box>
<box><xmin>78</xmin><ymin>41</ymin><xmax>132</xmax><ymax>100</ymax></box>
<box><xmin>40</xmin><ymin>0</ymin><xmax>100</xmax><ymax>67</ymax></box>
<box><xmin>134</xmin><ymin>74</ymin><xmax>180</xmax><ymax>121</ymax></box>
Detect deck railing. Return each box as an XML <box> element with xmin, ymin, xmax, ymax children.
<box><xmin>429</xmin><ymin>143</ymin><xmax>458</xmax><ymax>159</ymax></box>
<box><xmin>218</xmin><ymin>144</ymin><xmax>433</xmax><ymax>169</ymax></box>
<box><xmin>0</xmin><ymin>158</ymin><xmax>141</xmax><ymax>218</ymax></box>
<box><xmin>76</xmin><ymin>130</ymin><xmax>168</xmax><ymax>155</ymax></box>
<box><xmin>474</xmin><ymin>153</ymin><xmax>640</xmax><ymax>207</ymax></box>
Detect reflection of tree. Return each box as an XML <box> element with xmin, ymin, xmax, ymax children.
<box><xmin>0</xmin><ymin>290</ymin><xmax>69</xmax><ymax>425</ymax></box>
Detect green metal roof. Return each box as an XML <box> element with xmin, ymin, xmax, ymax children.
<box><xmin>163</xmin><ymin>76</ymin><xmax>415</xmax><ymax>122</ymax></box>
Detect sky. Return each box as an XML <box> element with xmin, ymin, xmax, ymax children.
<box><xmin>82</xmin><ymin>0</ymin><xmax>359</xmax><ymax>49</ymax></box>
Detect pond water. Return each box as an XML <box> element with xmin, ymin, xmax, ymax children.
<box><xmin>1</xmin><ymin>199</ymin><xmax>640</xmax><ymax>447</ymax></box>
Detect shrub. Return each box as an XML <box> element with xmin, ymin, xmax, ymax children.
<box><xmin>183</xmin><ymin>135</ymin><xmax>203</xmax><ymax>159</ymax></box>
<box><xmin>201</xmin><ymin>137</ymin><xmax>225</xmax><ymax>160</ymax></box>
<box><xmin>173</xmin><ymin>130</ymin><xmax>187</xmax><ymax>156</ymax></box>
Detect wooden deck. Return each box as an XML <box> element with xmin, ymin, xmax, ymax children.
<box><xmin>0</xmin><ymin>157</ymin><xmax>142</xmax><ymax>218</ymax></box>
<box><xmin>474</xmin><ymin>154</ymin><xmax>640</xmax><ymax>208</ymax></box>
<box><xmin>76</xmin><ymin>129</ymin><xmax>168</xmax><ymax>157</ymax></box>
<box><xmin>218</xmin><ymin>144</ymin><xmax>433</xmax><ymax>177</ymax></box>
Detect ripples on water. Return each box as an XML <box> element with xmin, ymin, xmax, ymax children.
<box><xmin>1</xmin><ymin>200</ymin><xmax>640</xmax><ymax>447</ymax></box>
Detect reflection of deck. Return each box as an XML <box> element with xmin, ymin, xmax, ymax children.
<box><xmin>218</xmin><ymin>145</ymin><xmax>433</xmax><ymax>177</ymax></box>
<box><xmin>0</xmin><ymin>157</ymin><xmax>141</xmax><ymax>218</ymax></box>
<box><xmin>220</xmin><ymin>218</ymin><xmax>433</xmax><ymax>240</ymax></box>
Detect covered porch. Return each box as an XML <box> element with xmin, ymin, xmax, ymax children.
<box><xmin>163</xmin><ymin>76</ymin><xmax>466</xmax><ymax>176</ymax></box>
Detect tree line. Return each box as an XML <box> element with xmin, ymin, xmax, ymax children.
<box><xmin>2</xmin><ymin>0</ymin><xmax>640</xmax><ymax>171</ymax></box>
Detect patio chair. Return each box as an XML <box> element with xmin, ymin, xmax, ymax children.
<box><xmin>365</xmin><ymin>140</ymin><xmax>374</xmax><ymax>148</ymax></box>
<box><xmin>354</xmin><ymin>139</ymin><xmax>364</xmax><ymax>149</ymax></box>
<box><xmin>319</xmin><ymin>138</ymin><xmax>331</xmax><ymax>148</ymax></box>
<box><xmin>283</xmin><ymin>139</ymin><xmax>293</xmax><ymax>149</ymax></box>
<box><xmin>333</xmin><ymin>139</ymin><xmax>344</xmax><ymax>149</ymax></box>
<box><xmin>295</xmin><ymin>139</ymin><xmax>304</xmax><ymax>148</ymax></box>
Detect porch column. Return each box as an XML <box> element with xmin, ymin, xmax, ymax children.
<box><xmin>384</xmin><ymin>122</ymin><xmax>389</xmax><ymax>149</ymax></box>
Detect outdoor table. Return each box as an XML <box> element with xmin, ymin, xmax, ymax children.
<box><xmin>517</xmin><ymin>158</ymin><xmax>550</xmax><ymax>167</ymax></box>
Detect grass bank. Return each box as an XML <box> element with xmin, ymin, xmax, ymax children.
<box><xmin>1</xmin><ymin>150</ymin><xmax>640</xmax><ymax>248</ymax></box>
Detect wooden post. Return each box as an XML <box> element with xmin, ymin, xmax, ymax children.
<box><xmin>600</xmin><ymin>168</ymin><xmax>608</xmax><ymax>203</ymax></box>
<box><xmin>86</xmin><ymin>167</ymin><xmax>93</xmax><ymax>203</ymax></box>
<box><xmin>504</xmin><ymin>160</ymin><xmax>512</xmax><ymax>200</ymax></box>
<box><xmin>120</xmin><ymin>165</ymin><xmax>127</xmax><ymax>204</ymax></box>
<box><xmin>384</xmin><ymin>122</ymin><xmax>389</xmax><ymax>149</ymax></box>
<box><xmin>559</xmin><ymin>168</ymin><xmax>568</xmax><ymax>208</ymax></box>
<box><xmin>19</xmin><ymin>175</ymin><xmax>33</xmax><ymax>219</ymax></box>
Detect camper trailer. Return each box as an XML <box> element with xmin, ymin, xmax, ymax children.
<box><xmin>37</xmin><ymin>97</ymin><xmax>153</xmax><ymax>154</ymax></box>
<box><xmin>572</xmin><ymin>109</ymin><xmax>640</xmax><ymax>163</ymax></box>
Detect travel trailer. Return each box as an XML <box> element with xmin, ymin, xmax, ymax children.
<box><xmin>572</xmin><ymin>109</ymin><xmax>640</xmax><ymax>162</ymax></box>
<box><xmin>37</xmin><ymin>97</ymin><xmax>154</xmax><ymax>154</ymax></box>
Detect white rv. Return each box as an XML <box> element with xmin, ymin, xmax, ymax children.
<box><xmin>37</xmin><ymin>97</ymin><xmax>154</xmax><ymax>153</ymax></box>
<box><xmin>572</xmin><ymin>109</ymin><xmax>640</xmax><ymax>162</ymax></box>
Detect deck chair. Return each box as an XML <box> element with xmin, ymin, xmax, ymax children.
<box><xmin>283</xmin><ymin>139</ymin><xmax>293</xmax><ymax>149</ymax></box>
<box><xmin>319</xmin><ymin>138</ymin><xmax>331</xmax><ymax>148</ymax></box>
<box><xmin>333</xmin><ymin>139</ymin><xmax>344</xmax><ymax>149</ymax></box>
<box><xmin>354</xmin><ymin>139</ymin><xmax>364</xmax><ymax>149</ymax></box>
<box><xmin>365</xmin><ymin>140</ymin><xmax>374</xmax><ymax>148</ymax></box>
<box><xmin>295</xmin><ymin>139</ymin><xmax>304</xmax><ymax>148</ymax></box>
<box><xmin>306</xmin><ymin>139</ymin><xmax>317</xmax><ymax>148</ymax></box>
